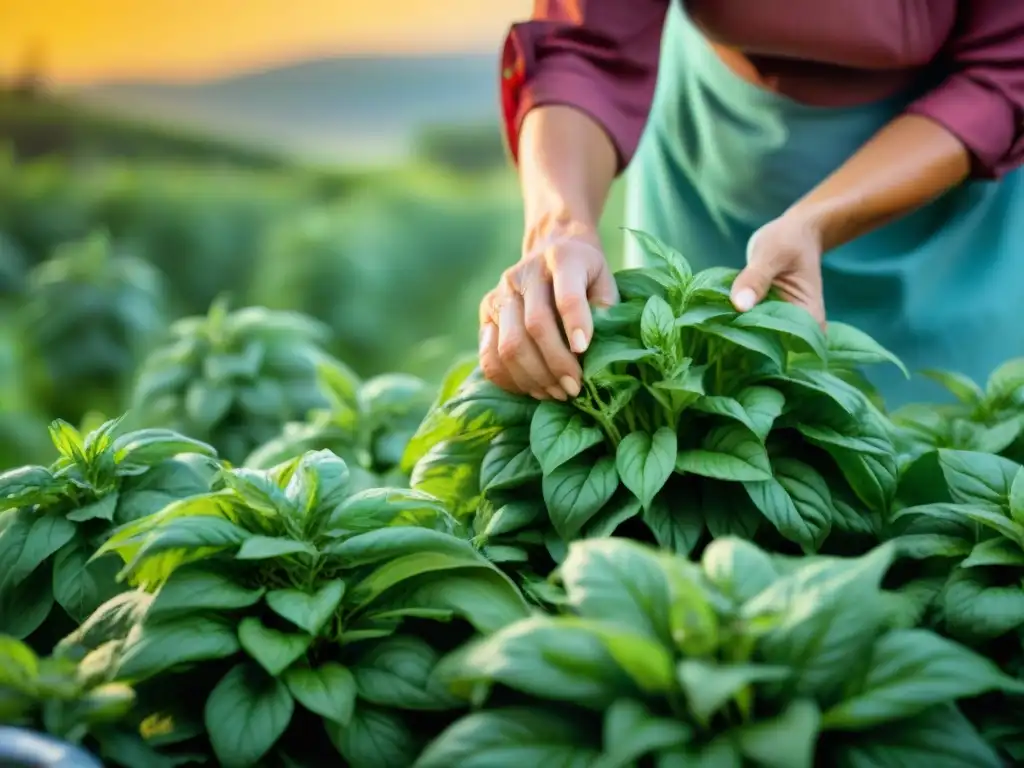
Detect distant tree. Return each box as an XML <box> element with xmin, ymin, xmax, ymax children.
<box><xmin>12</xmin><ymin>39</ymin><xmax>48</xmax><ymax>98</ymax></box>
<box><xmin>413</xmin><ymin>122</ymin><xmax>508</xmax><ymax>175</ymax></box>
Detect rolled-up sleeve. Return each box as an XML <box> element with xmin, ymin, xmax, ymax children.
<box><xmin>905</xmin><ymin>2</ymin><xmax>1024</xmax><ymax>178</ymax></box>
<box><xmin>500</xmin><ymin>0</ymin><xmax>668</xmax><ymax>171</ymax></box>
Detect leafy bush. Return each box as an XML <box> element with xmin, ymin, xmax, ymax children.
<box><xmin>0</xmin><ymin>417</ymin><xmax>216</xmax><ymax>645</ymax></box>
<box><xmin>403</xmin><ymin>232</ymin><xmax>905</xmax><ymax>576</ymax></box>
<box><xmin>20</xmin><ymin>231</ymin><xmax>167</xmax><ymax>422</ymax></box>
<box><xmin>66</xmin><ymin>449</ymin><xmax>530</xmax><ymax>767</ymax></box>
<box><xmin>417</xmin><ymin>536</ymin><xmax>1020</xmax><ymax>767</ymax></box>
<box><xmin>892</xmin><ymin>360</ymin><xmax>1024</xmax><ymax>464</ymax></box>
<box><xmin>0</xmin><ymin>634</ymin><xmax>139</xmax><ymax>759</ymax></box>
<box><xmin>246</xmin><ymin>362</ymin><xmax>437</xmax><ymax>490</ymax></box>
<box><xmin>131</xmin><ymin>301</ymin><xmax>348</xmax><ymax>464</ymax></box>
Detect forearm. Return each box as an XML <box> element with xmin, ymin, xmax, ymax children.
<box><xmin>518</xmin><ymin>105</ymin><xmax>618</xmax><ymax>248</ymax></box>
<box><xmin>788</xmin><ymin>114</ymin><xmax>971</xmax><ymax>252</ymax></box>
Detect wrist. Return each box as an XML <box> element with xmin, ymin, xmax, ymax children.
<box><xmin>523</xmin><ymin>205</ymin><xmax>600</xmax><ymax>257</ymax></box>
<box><xmin>783</xmin><ymin>198</ymin><xmax>852</xmax><ymax>253</ymax></box>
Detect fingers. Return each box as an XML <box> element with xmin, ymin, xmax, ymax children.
<box><xmin>496</xmin><ymin>289</ymin><xmax>558</xmax><ymax>399</ymax></box>
<box><xmin>478</xmin><ymin>296</ymin><xmax>518</xmax><ymax>394</ymax></box>
<box><xmin>552</xmin><ymin>243</ymin><xmax>619</xmax><ymax>356</ymax></box>
<box><xmin>479</xmin><ymin>234</ymin><xmax>615</xmax><ymax>400</ymax></box>
<box><xmin>731</xmin><ymin>230</ymin><xmax>774</xmax><ymax>313</ymax></box>
<box><xmin>521</xmin><ymin>275</ymin><xmax>581</xmax><ymax>399</ymax></box>
<box><xmin>733</xmin><ymin>227</ymin><xmax>827</xmax><ymax>327</ymax></box>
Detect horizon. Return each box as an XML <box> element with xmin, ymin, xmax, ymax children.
<box><xmin>1</xmin><ymin>1</ymin><xmax>532</xmax><ymax>86</ymax></box>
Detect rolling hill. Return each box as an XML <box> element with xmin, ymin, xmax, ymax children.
<box><xmin>74</xmin><ymin>54</ymin><xmax>504</xmax><ymax>165</ymax></box>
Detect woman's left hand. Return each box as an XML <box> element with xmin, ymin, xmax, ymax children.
<box><xmin>729</xmin><ymin>212</ymin><xmax>827</xmax><ymax>326</ymax></box>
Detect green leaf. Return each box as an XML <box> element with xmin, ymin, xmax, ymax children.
<box><xmin>736</xmin><ymin>699</ymin><xmax>820</xmax><ymax>768</ymax></box>
<box><xmin>675</xmin><ymin>425</ymin><xmax>772</xmax><ymax>482</ymax></box>
<box><xmin>361</xmin><ymin>569</ymin><xmax>530</xmax><ymax>635</ymax></box>
<box><xmin>938</xmin><ymin>449</ymin><xmax>1020</xmax><ymax>507</ymax></box>
<box><xmin>116</xmin><ymin>615</ymin><xmax>240</xmax><ymax>681</ymax></box>
<box><xmin>558</xmin><ymin>538</ymin><xmax>672</xmax><ymax>644</ymax></box>
<box><xmin>283</xmin><ymin>662</ymin><xmax>356</xmax><ymax>725</ymax></box>
<box><xmin>238</xmin><ymin>617</ymin><xmax>312</xmax><ymax>676</ymax></box>
<box><xmin>675</xmin><ymin>305</ymin><xmax>733</xmax><ymax>328</ymax></box>
<box><xmin>235</xmin><ymin>536</ymin><xmax>318</xmax><ymax>561</ymax></box>
<box><xmin>642</xmin><ymin>484</ymin><xmax>705</xmax><ymax>556</ymax></box>
<box><xmin>52</xmin><ymin>542</ymin><xmax>121</xmax><ymax>622</ymax></box>
<box><xmin>185</xmin><ymin>379</ymin><xmax>234</xmax><ymax>430</ymax></box>
<box><xmin>530</xmin><ymin>401</ymin><xmax>605</xmax><ymax>475</ymax></box>
<box><xmin>955</xmin><ymin>505</ymin><xmax>1024</xmax><ymax>544</ymax></box>
<box><xmin>741</xmin><ymin>544</ymin><xmax>896</xmax><ymax>701</ymax></box>
<box><xmin>733</xmin><ymin>301</ymin><xmax>827</xmax><ymax>360</ymax></box>
<box><xmin>641</xmin><ymin>295</ymin><xmax>678</xmax><ymax>349</ymax></box>
<box><xmin>961</xmin><ymin>537</ymin><xmax>1024</xmax><ymax>568</ymax></box>
<box><xmin>987</xmin><ymin>357</ymin><xmax>1024</xmax><ymax>403</ymax></box>
<box><xmin>942</xmin><ymin>570</ymin><xmax>1024</xmax><ymax>641</ymax></box>
<box><xmin>1010</xmin><ymin>466</ymin><xmax>1024</xmax><ymax>525</ymax></box>
<box><xmin>583</xmin><ymin>336</ymin><xmax>655</xmax><ymax>379</ymax></box>
<box><xmin>149</xmin><ymin>566</ymin><xmax>265</xmax><ymax>616</ymax></box>
<box><xmin>615</xmin><ymin>267</ymin><xmax>669</xmax><ymax>301</ymax></box>
<box><xmin>222</xmin><ymin>468</ymin><xmax>293</xmax><ymax>515</ymax></box>
<box><xmin>327</xmin><ymin>487</ymin><xmax>454</xmax><ymax>535</ymax></box>
<box><xmin>824</xmin><ymin>322</ymin><xmax>908</xmax><ymax>377</ymax></box>
<box><xmin>480</xmin><ymin>429</ymin><xmax>542</xmax><ymax>493</ymax></box>
<box><xmin>112</xmin><ymin>428</ymin><xmax>217</xmax><ymax>466</ymax></box>
<box><xmin>746</xmin><ymin>458</ymin><xmax>832</xmax><ymax>552</ymax></box>
<box><xmin>677</xmin><ymin>659</ymin><xmax>790</xmax><ymax>722</ymax></box>
<box><xmin>5</xmin><ymin>513</ymin><xmax>77</xmax><ymax>588</ymax></box>
<box><xmin>66</xmin><ymin>493</ymin><xmax>119</xmax><ymax>523</ymax></box>
<box><xmin>352</xmin><ymin>635</ymin><xmax>460</xmax><ymax>710</ymax></box>
<box><xmin>205</xmin><ymin>663</ymin><xmax>295</xmax><ymax>768</ymax></box>
<box><xmin>478</xmin><ymin>499</ymin><xmax>545</xmax><ymax>539</ymax></box>
<box><xmin>831</xmin><ymin>704</ymin><xmax>1002</xmax><ymax>768</ymax></box>
<box><xmin>328</xmin><ymin>703</ymin><xmax>420</xmax><ymax>768</ymax></box>
<box><xmin>435</xmin><ymin>615</ymin><xmax>675</xmax><ymax>708</ymax></box>
<box><xmin>616</xmin><ymin>429</ymin><xmax>676</xmax><ymax>510</ymax></box>
<box><xmin>345</xmin><ymin>550</ymin><xmax>497</xmax><ymax>610</ymax></box>
<box><xmin>49</xmin><ymin>419</ymin><xmax>86</xmax><ymax>463</ymax></box>
<box><xmin>701</xmin><ymin>536</ymin><xmax>779</xmax><ymax>603</ymax></box>
<box><xmin>0</xmin><ymin>635</ymin><xmax>38</xmax><ymax>687</ymax></box>
<box><xmin>415</xmin><ymin>707</ymin><xmax>600</xmax><ymax>768</ymax></box>
<box><xmin>544</xmin><ymin>455</ymin><xmax>620</xmax><ymax>540</ymax></box>
<box><xmin>266</xmin><ymin>580</ymin><xmax>345</xmax><ymax>636</ymax></box>
<box><xmin>827</xmin><ymin>447</ymin><xmax>898</xmax><ymax>514</ymax></box>
<box><xmin>625</xmin><ymin>229</ymin><xmax>692</xmax><ymax>280</ymax></box>
<box><xmin>921</xmin><ymin>369</ymin><xmax>985</xmax><ymax>405</ymax></box>
<box><xmin>595</xmin><ymin>698</ymin><xmax>691</xmax><ymax>768</ymax></box>
<box><xmin>739</xmin><ymin>390</ymin><xmax>786</xmax><ymax>439</ymax></box>
<box><xmin>822</xmin><ymin>628</ymin><xmax>1023</xmax><ymax>730</ymax></box>
<box><xmin>698</xmin><ymin>321</ymin><xmax>785</xmax><ymax>369</ymax></box>
<box><xmin>323</xmin><ymin>525</ymin><xmax>482</xmax><ymax>566</ymax></box>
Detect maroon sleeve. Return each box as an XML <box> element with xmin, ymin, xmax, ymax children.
<box><xmin>905</xmin><ymin>1</ymin><xmax>1024</xmax><ymax>178</ymax></box>
<box><xmin>500</xmin><ymin>0</ymin><xmax>669</xmax><ymax>171</ymax></box>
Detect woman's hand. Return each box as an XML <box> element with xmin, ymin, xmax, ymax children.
<box><xmin>730</xmin><ymin>212</ymin><xmax>827</xmax><ymax>325</ymax></box>
<box><xmin>479</xmin><ymin>218</ymin><xmax>619</xmax><ymax>401</ymax></box>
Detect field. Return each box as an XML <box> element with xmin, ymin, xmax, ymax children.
<box><xmin>2</xmin><ymin>89</ymin><xmax>1024</xmax><ymax>768</ymax></box>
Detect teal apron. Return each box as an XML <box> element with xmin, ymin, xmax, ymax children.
<box><xmin>625</xmin><ymin>0</ymin><xmax>1024</xmax><ymax>407</ymax></box>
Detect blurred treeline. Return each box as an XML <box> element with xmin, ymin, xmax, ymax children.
<box><xmin>0</xmin><ymin>88</ymin><xmax>626</xmax><ymax>468</ymax></box>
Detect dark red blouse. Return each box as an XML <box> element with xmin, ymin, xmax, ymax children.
<box><xmin>501</xmin><ymin>0</ymin><xmax>1024</xmax><ymax>177</ymax></box>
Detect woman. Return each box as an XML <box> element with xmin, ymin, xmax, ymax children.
<box><xmin>478</xmin><ymin>0</ymin><xmax>1024</xmax><ymax>407</ymax></box>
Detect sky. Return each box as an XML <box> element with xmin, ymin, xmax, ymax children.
<box><xmin>0</xmin><ymin>0</ymin><xmax>534</xmax><ymax>85</ymax></box>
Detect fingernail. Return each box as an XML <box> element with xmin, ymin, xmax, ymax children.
<box><xmin>570</xmin><ymin>329</ymin><xmax>588</xmax><ymax>354</ymax></box>
<box><xmin>530</xmin><ymin>390</ymin><xmax>548</xmax><ymax>400</ymax></box>
<box><xmin>560</xmin><ymin>376</ymin><xmax>581</xmax><ymax>397</ymax></box>
<box><xmin>733</xmin><ymin>288</ymin><xmax>757</xmax><ymax>312</ymax></box>
<box><xmin>547</xmin><ymin>386</ymin><xmax>567</xmax><ymax>401</ymax></box>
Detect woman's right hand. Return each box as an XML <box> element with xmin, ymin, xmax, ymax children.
<box><xmin>478</xmin><ymin>215</ymin><xmax>619</xmax><ymax>401</ymax></box>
